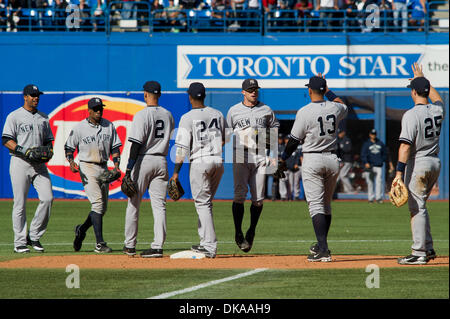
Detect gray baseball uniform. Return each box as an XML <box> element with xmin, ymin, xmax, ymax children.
<box><xmin>2</xmin><ymin>107</ymin><xmax>54</xmax><ymax>248</ymax></box>
<box><xmin>226</xmin><ymin>101</ymin><xmax>279</xmax><ymax>204</ymax></box>
<box><xmin>399</xmin><ymin>100</ymin><xmax>444</xmax><ymax>257</ymax></box>
<box><xmin>290</xmin><ymin>100</ymin><xmax>348</xmax><ymax>217</ymax></box>
<box><xmin>175</xmin><ymin>106</ymin><xmax>225</xmax><ymax>254</ymax></box>
<box><xmin>65</xmin><ymin>118</ymin><xmax>122</xmax><ymax>214</ymax></box>
<box><xmin>124</xmin><ymin>106</ymin><xmax>174</xmax><ymax>250</ymax></box>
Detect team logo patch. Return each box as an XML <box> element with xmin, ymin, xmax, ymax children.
<box><xmin>47</xmin><ymin>95</ymin><xmax>146</xmax><ymax>197</ymax></box>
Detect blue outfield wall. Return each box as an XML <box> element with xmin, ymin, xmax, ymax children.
<box><xmin>0</xmin><ymin>32</ymin><xmax>448</xmax><ymax>199</ymax></box>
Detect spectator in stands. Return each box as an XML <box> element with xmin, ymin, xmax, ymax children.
<box><xmin>91</xmin><ymin>0</ymin><xmax>105</xmax><ymax>32</ymax></box>
<box><xmin>273</xmin><ymin>0</ymin><xmax>296</xmax><ymax>30</ymax></box>
<box><xmin>179</xmin><ymin>0</ymin><xmax>205</xmax><ymax>10</ymax></box>
<box><xmin>79</xmin><ymin>0</ymin><xmax>93</xmax><ymax>31</ymax></box>
<box><xmin>165</xmin><ymin>0</ymin><xmax>183</xmax><ymax>32</ymax></box>
<box><xmin>151</xmin><ymin>0</ymin><xmax>165</xmax><ymax>21</ymax></box>
<box><xmin>0</xmin><ymin>0</ymin><xmax>6</xmax><ymax>30</ymax></box>
<box><xmin>263</xmin><ymin>0</ymin><xmax>278</xmax><ymax>27</ymax></box>
<box><xmin>295</xmin><ymin>0</ymin><xmax>312</xmax><ymax>30</ymax></box>
<box><xmin>409</xmin><ymin>0</ymin><xmax>427</xmax><ymax>31</ymax></box>
<box><xmin>392</xmin><ymin>0</ymin><xmax>408</xmax><ymax>32</ymax></box>
<box><xmin>52</xmin><ymin>0</ymin><xmax>68</xmax><ymax>31</ymax></box>
<box><xmin>6</xmin><ymin>0</ymin><xmax>26</xmax><ymax>32</ymax></box>
<box><xmin>341</xmin><ymin>0</ymin><xmax>359</xmax><ymax>31</ymax></box>
<box><xmin>247</xmin><ymin>0</ymin><xmax>262</xmax><ymax>29</ymax></box>
<box><xmin>211</xmin><ymin>0</ymin><xmax>230</xmax><ymax>20</ymax></box>
<box><xmin>229</xmin><ymin>0</ymin><xmax>246</xmax><ymax>30</ymax></box>
<box><xmin>316</xmin><ymin>0</ymin><xmax>339</xmax><ymax>31</ymax></box>
<box><xmin>121</xmin><ymin>0</ymin><xmax>138</xmax><ymax>20</ymax></box>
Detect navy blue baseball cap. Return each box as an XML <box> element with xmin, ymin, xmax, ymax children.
<box><xmin>188</xmin><ymin>82</ymin><xmax>206</xmax><ymax>98</ymax></box>
<box><xmin>88</xmin><ymin>97</ymin><xmax>106</xmax><ymax>109</ymax></box>
<box><xmin>370</xmin><ymin>129</ymin><xmax>377</xmax><ymax>135</ymax></box>
<box><xmin>23</xmin><ymin>84</ymin><xmax>44</xmax><ymax>96</ymax></box>
<box><xmin>407</xmin><ymin>77</ymin><xmax>430</xmax><ymax>95</ymax></box>
<box><xmin>242</xmin><ymin>78</ymin><xmax>260</xmax><ymax>91</ymax></box>
<box><xmin>305</xmin><ymin>76</ymin><xmax>327</xmax><ymax>92</ymax></box>
<box><xmin>143</xmin><ymin>81</ymin><xmax>161</xmax><ymax>94</ymax></box>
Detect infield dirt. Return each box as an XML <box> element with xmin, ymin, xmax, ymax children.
<box><xmin>0</xmin><ymin>255</ymin><xmax>448</xmax><ymax>269</ymax></box>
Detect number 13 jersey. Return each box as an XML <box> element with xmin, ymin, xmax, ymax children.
<box><xmin>290</xmin><ymin>100</ymin><xmax>347</xmax><ymax>153</ymax></box>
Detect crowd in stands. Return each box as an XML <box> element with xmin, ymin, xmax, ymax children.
<box><xmin>0</xmin><ymin>0</ymin><xmax>440</xmax><ymax>32</ymax></box>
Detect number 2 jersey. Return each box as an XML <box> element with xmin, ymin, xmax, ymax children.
<box><xmin>399</xmin><ymin>101</ymin><xmax>445</xmax><ymax>159</ymax></box>
<box><xmin>128</xmin><ymin>106</ymin><xmax>175</xmax><ymax>156</ymax></box>
<box><xmin>175</xmin><ymin>106</ymin><xmax>226</xmax><ymax>162</ymax></box>
<box><xmin>290</xmin><ymin>100</ymin><xmax>347</xmax><ymax>153</ymax></box>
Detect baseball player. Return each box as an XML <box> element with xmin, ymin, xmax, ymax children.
<box><xmin>278</xmin><ymin>74</ymin><xmax>347</xmax><ymax>262</ymax></box>
<box><xmin>271</xmin><ymin>133</ymin><xmax>285</xmax><ymax>201</ymax></box>
<box><xmin>170</xmin><ymin>82</ymin><xmax>226</xmax><ymax>258</ymax></box>
<box><xmin>285</xmin><ymin>143</ymin><xmax>303</xmax><ymax>201</ymax></box>
<box><xmin>227</xmin><ymin>78</ymin><xmax>280</xmax><ymax>253</ymax></box>
<box><xmin>122</xmin><ymin>81</ymin><xmax>174</xmax><ymax>257</ymax></box>
<box><xmin>361</xmin><ymin>129</ymin><xmax>394</xmax><ymax>203</ymax></box>
<box><xmin>337</xmin><ymin>128</ymin><xmax>354</xmax><ymax>193</ymax></box>
<box><xmin>396</xmin><ymin>63</ymin><xmax>444</xmax><ymax>265</ymax></box>
<box><xmin>65</xmin><ymin>97</ymin><xmax>122</xmax><ymax>253</ymax></box>
<box><xmin>2</xmin><ymin>84</ymin><xmax>54</xmax><ymax>253</ymax></box>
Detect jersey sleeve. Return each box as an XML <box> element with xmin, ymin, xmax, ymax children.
<box><xmin>110</xmin><ymin>123</ymin><xmax>122</xmax><ymax>151</ymax></box>
<box><xmin>226</xmin><ymin>109</ymin><xmax>234</xmax><ymax>130</ymax></box>
<box><xmin>335</xmin><ymin>102</ymin><xmax>348</xmax><ymax>122</ymax></box>
<box><xmin>64</xmin><ymin>129</ymin><xmax>78</xmax><ymax>152</ymax></box>
<box><xmin>1</xmin><ymin>113</ymin><xmax>17</xmax><ymax>142</ymax></box>
<box><xmin>290</xmin><ymin>109</ymin><xmax>306</xmax><ymax>142</ymax></box>
<box><xmin>43</xmin><ymin>120</ymin><xmax>54</xmax><ymax>144</ymax></box>
<box><xmin>399</xmin><ymin>110</ymin><xmax>417</xmax><ymax>145</ymax></box>
<box><xmin>175</xmin><ymin>115</ymin><xmax>192</xmax><ymax>150</ymax></box>
<box><xmin>127</xmin><ymin>112</ymin><xmax>146</xmax><ymax>145</ymax></box>
<box><xmin>269</xmin><ymin>109</ymin><xmax>280</xmax><ymax>128</ymax></box>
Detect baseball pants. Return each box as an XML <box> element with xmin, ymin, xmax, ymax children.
<box><xmin>363</xmin><ymin>166</ymin><xmax>383</xmax><ymax>201</ymax></box>
<box><xmin>338</xmin><ymin>162</ymin><xmax>354</xmax><ymax>193</ymax></box>
<box><xmin>190</xmin><ymin>158</ymin><xmax>224</xmax><ymax>254</ymax></box>
<box><xmin>301</xmin><ymin>153</ymin><xmax>340</xmax><ymax>218</ymax></box>
<box><xmin>79</xmin><ymin>161</ymin><xmax>109</xmax><ymax>215</ymax></box>
<box><xmin>278</xmin><ymin>175</ymin><xmax>291</xmax><ymax>200</ymax></box>
<box><xmin>233</xmin><ymin>158</ymin><xmax>267</xmax><ymax>205</ymax></box>
<box><xmin>287</xmin><ymin>169</ymin><xmax>302</xmax><ymax>199</ymax></box>
<box><xmin>405</xmin><ymin>156</ymin><xmax>440</xmax><ymax>257</ymax></box>
<box><xmin>10</xmin><ymin>156</ymin><xmax>53</xmax><ymax>247</ymax></box>
<box><xmin>124</xmin><ymin>155</ymin><xmax>168</xmax><ymax>250</ymax></box>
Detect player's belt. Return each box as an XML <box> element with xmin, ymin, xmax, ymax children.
<box><xmin>303</xmin><ymin>151</ymin><xmax>336</xmax><ymax>154</ymax></box>
<box><xmin>80</xmin><ymin>160</ymin><xmax>107</xmax><ymax>165</ymax></box>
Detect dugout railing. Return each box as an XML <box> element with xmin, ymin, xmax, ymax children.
<box><xmin>0</xmin><ymin>1</ymin><xmax>448</xmax><ymax>34</ymax></box>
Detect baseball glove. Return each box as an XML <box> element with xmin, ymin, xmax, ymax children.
<box><xmin>389</xmin><ymin>176</ymin><xmax>408</xmax><ymax>207</ymax></box>
<box><xmin>97</xmin><ymin>168</ymin><xmax>121</xmax><ymax>184</ymax></box>
<box><xmin>26</xmin><ymin>146</ymin><xmax>53</xmax><ymax>163</ymax></box>
<box><xmin>167</xmin><ymin>178</ymin><xmax>185</xmax><ymax>201</ymax></box>
<box><xmin>121</xmin><ymin>173</ymin><xmax>138</xmax><ymax>198</ymax></box>
<box><xmin>273</xmin><ymin>159</ymin><xmax>287</xmax><ymax>179</ymax></box>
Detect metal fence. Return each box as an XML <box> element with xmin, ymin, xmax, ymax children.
<box><xmin>0</xmin><ymin>1</ymin><xmax>448</xmax><ymax>34</ymax></box>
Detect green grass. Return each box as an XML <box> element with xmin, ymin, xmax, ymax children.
<box><xmin>0</xmin><ymin>200</ymin><xmax>448</xmax><ymax>299</ymax></box>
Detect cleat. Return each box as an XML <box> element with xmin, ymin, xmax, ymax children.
<box><xmin>94</xmin><ymin>242</ymin><xmax>112</xmax><ymax>253</ymax></box>
<box><xmin>307</xmin><ymin>251</ymin><xmax>332</xmax><ymax>262</ymax></box>
<box><xmin>140</xmin><ymin>248</ymin><xmax>163</xmax><ymax>258</ymax></box>
<box><xmin>14</xmin><ymin>246</ymin><xmax>30</xmax><ymax>253</ymax></box>
<box><xmin>191</xmin><ymin>245</ymin><xmax>216</xmax><ymax>258</ymax></box>
<box><xmin>397</xmin><ymin>254</ymin><xmax>428</xmax><ymax>265</ymax></box>
<box><xmin>123</xmin><ymin>246</ymin><xmax>136</xmax><ymax>256</ymax></box>
<box><xmin>235</xmin><ymin>232</ymin><xmax>250</xmax><ymax>252</ymax></box>
<box><xmin>73</xmin><ymin>224</ymin><xmax>86</xmax><ymax>252</ymax></box>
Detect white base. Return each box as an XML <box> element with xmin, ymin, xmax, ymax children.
<box><xmin>170</xmin><ymin>250</ymin><xmax>206</xmax><ymax>259</ymax></box>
